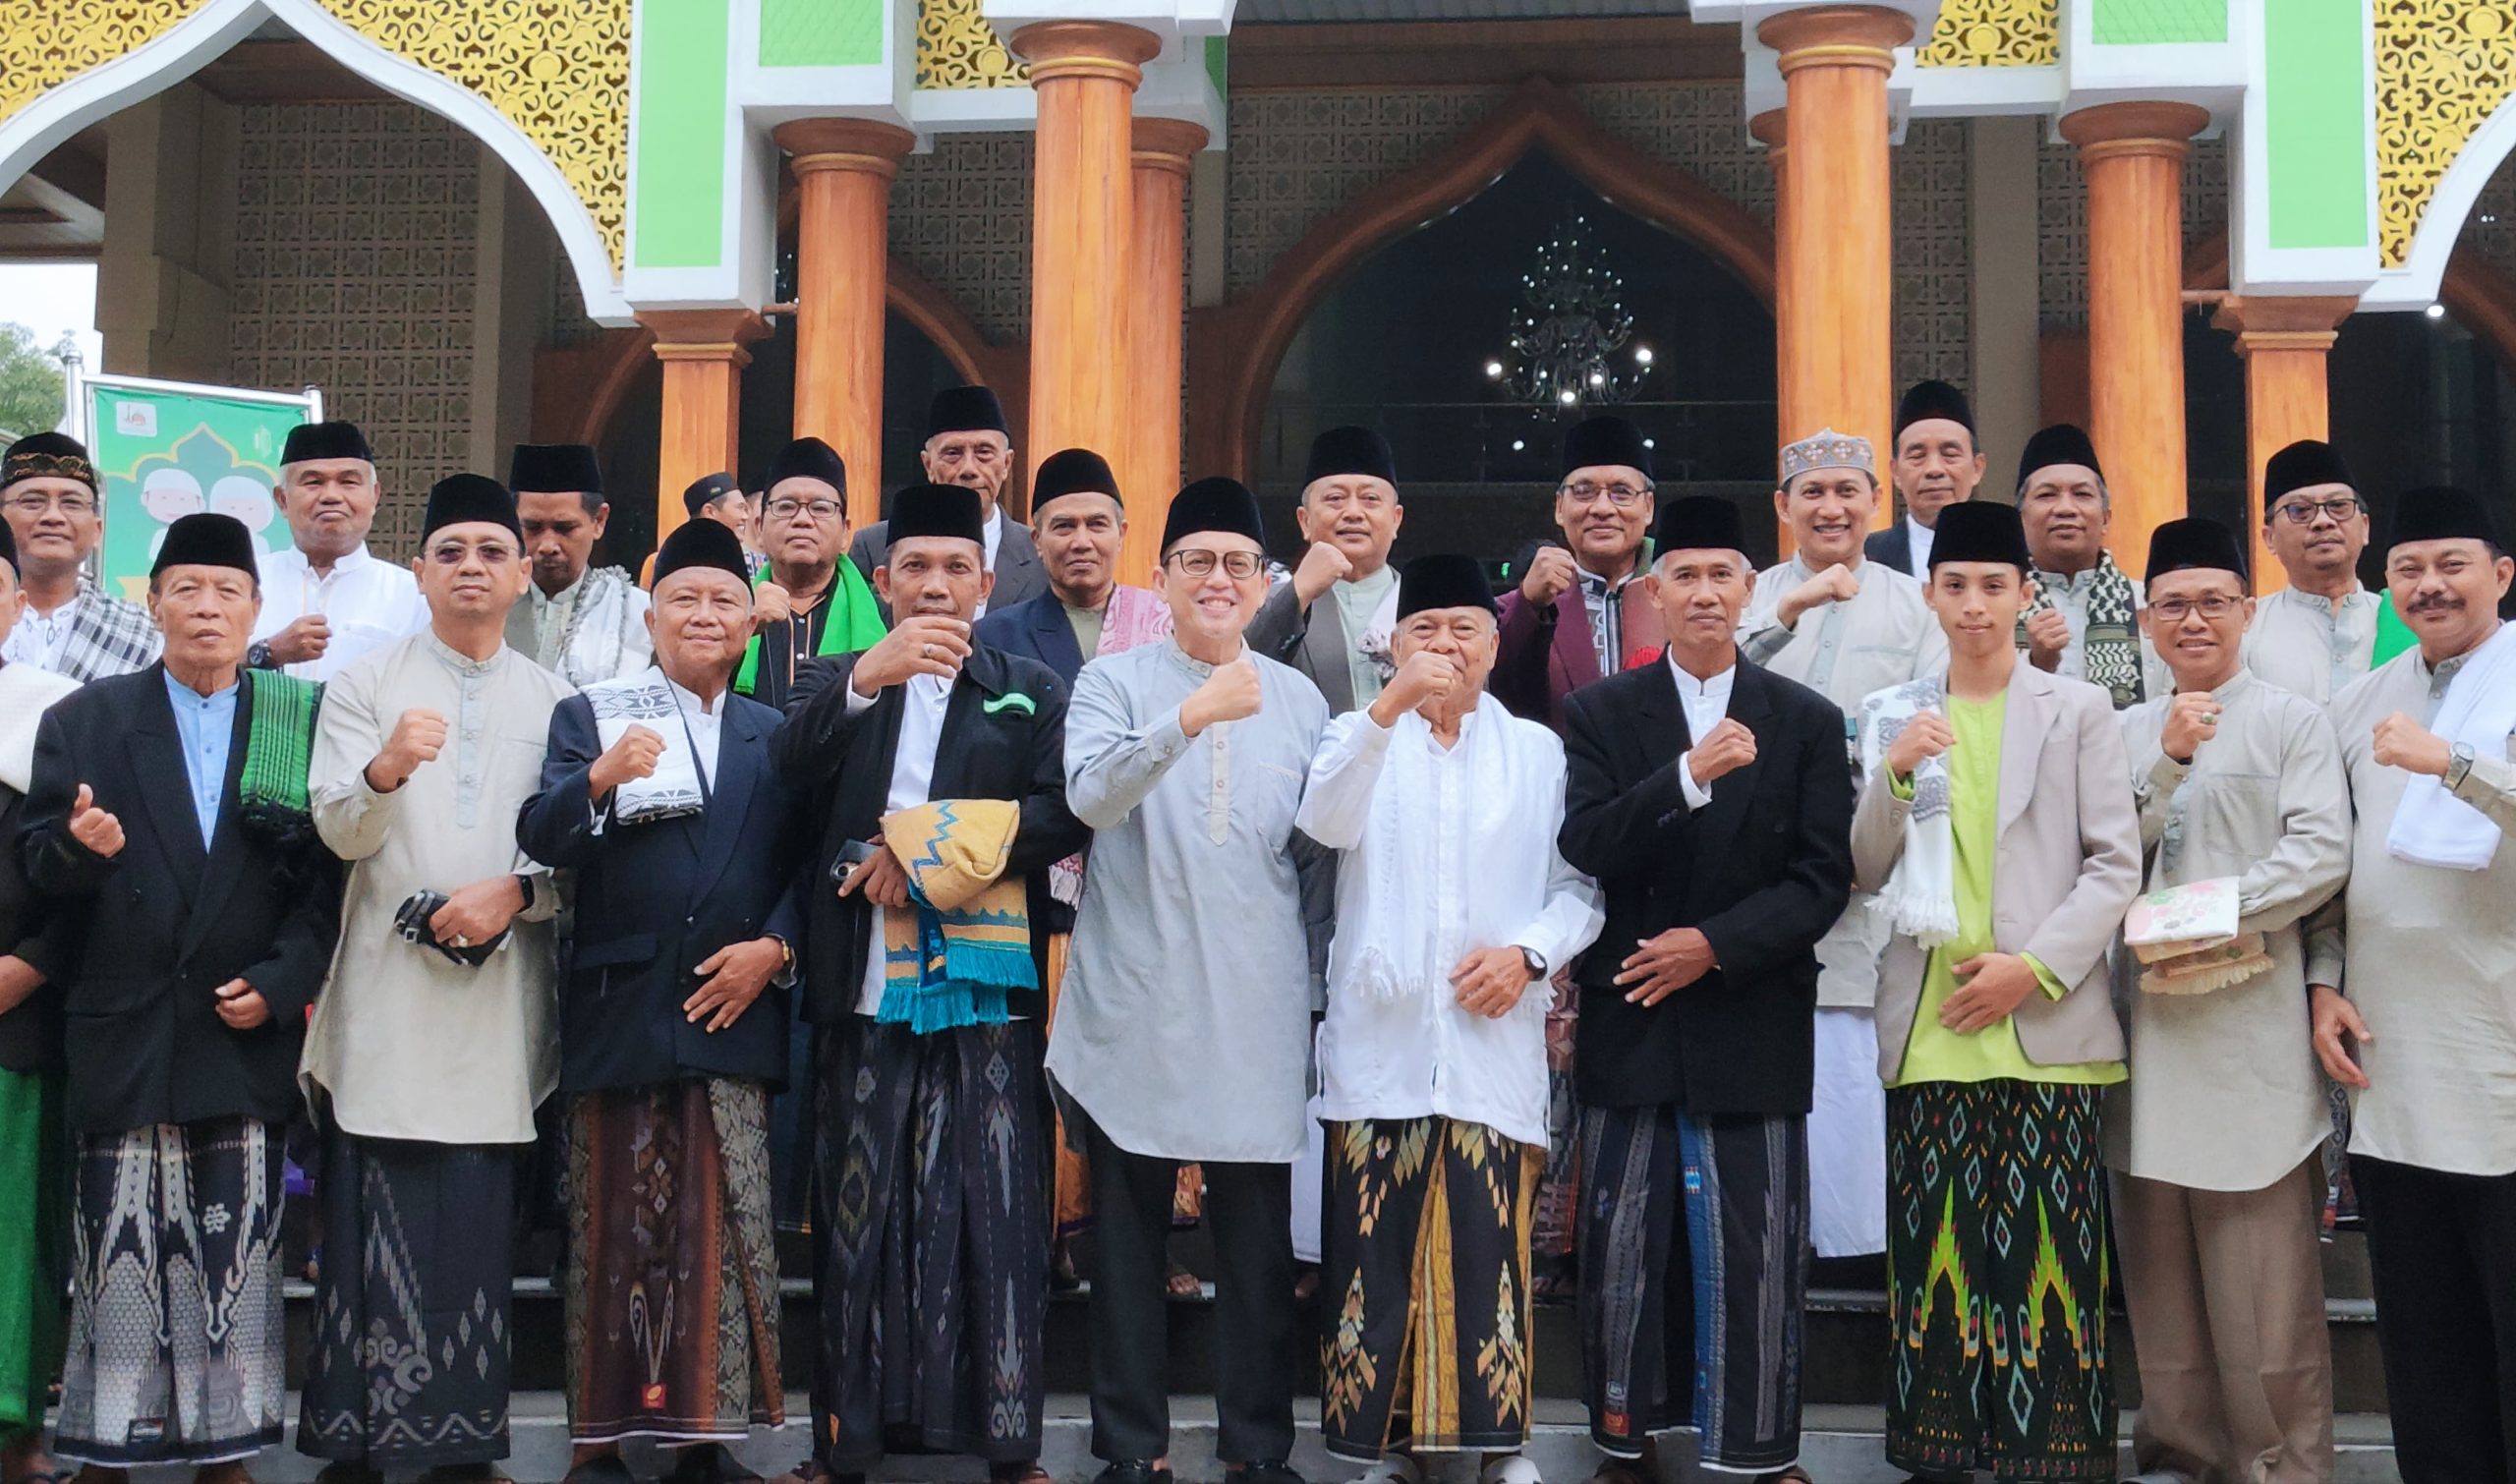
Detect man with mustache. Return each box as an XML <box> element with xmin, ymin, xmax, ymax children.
<box><xmin>507</xmin><ymin>442</ymin><xmax>654</xmax><ymax>687</ymax></box>
<box><xmin>0</xmin><ymin>432</ymin><xmax>158</xmax><ymax>682</ymax></box>
<box><xmin>2305</xmin><ymin>486</ymin><xmax>2516</xmax><ymax>1481</ymax></box>
<box><xmin>249</xmin><ymin>421</ymin><xmax>429</xmax><ymax>681</ymax></box>
<box><xmin>1866</xmin><ymin>380</ymin><xmax>1985</xmax><ymax>581</ymax></box>
<box><xmin>2242</xmin><ymin>440</ymin><xmax>2383</xmax><ymax>706</ymax></box>
<box><xmin>735</xmin><ymin>437</ymin><xmax>887</xmax><ymax>713</ymax></box>
<box><xmin>773</xmin><ymin>484</ymin><xmax>1083</xmax><ymax>1484</ymax></box>
<box><xmin>1737</xmin><ymin>429</ymin><xmax>1945</xmax><ymax>1265</ymax></box>
<box><xmin>2015</xmin><ymin>424</ymin><xmax>2159</xmax><ymax>709</ymax></box>
<box><xmin>298</xmin><ymin>475</ymin><xmax>571</xmax><ymax>1484</ymax></box>
<box><xmin>849</xmin><ymin>386</ymin><xmax>1046</xmax><ymax>615</ymax></box>
<box><xmin>1248</xmin><ymin>426</ymin><xmax>1408</xmax><ymax>713</ymax></box>
<box><xmin>1493</xmin><ymin>416</ymin><xmax>1662</xmax><ymax>733</ymax></box>
<box><xmin>2110</xmin><ymin>518</ymin><xmax>2348</xmax><ymax>1484</ymax></box>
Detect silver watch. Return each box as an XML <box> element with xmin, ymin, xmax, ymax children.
<box><xmin>1520</xmin><ymin>946</ymin><xmax>1549</xmax><ymax>980</ymax></box>
<box><xmin>2446</xmin><ymin>741</ymin><xmax>2478</xmax><ymax>790</ymax></box>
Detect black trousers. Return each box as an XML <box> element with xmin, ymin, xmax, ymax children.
<box><xmin>2354</xmin><ymin>1154</ymin><xmax>2516</xmax><ymax>1484</ymax></box>
<box><xmin>1080</xmin><ymin>1111</ymin><xmax>1296</xmax><ymax>1466</ymax></box>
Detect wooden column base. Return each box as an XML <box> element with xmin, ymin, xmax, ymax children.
<box><xmin>2210</xmin><ymin>294</ymin><xmax>2359</xmax><ymax>594</ymax></box>
<box><xmin>638</xmin><ymin>309</ymin><xmax>772</xmax><ymax>543</ymax></box>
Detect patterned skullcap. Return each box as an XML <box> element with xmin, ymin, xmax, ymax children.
<box><xmin>1779</xmin><ymin>428</ymin><xmax>1875</xmax><ymax>487</ymax></box>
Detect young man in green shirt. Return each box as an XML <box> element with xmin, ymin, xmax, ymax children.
<box><xmin>1850</xmin><ymin>499</ymin><xmax>2143</xmax><ymax>1483</ymax></box>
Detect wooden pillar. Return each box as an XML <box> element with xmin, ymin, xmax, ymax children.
<box><xmin>2058</xmin><ymin>100</ymin><xmax>2208</xmax><ymax>577</ymax></box>
<box><xmin>1013</xmin><ymin>21</ymin><xmax>1161</xmax><ymax>506</ymax></box>
<box><xmin>1121</xmin><ymin>117</ymin><xmax>1206</xmax><ymax>588</ymax></box>
<box><xmin>2210</xmin><ymin>294</ymin><xmax>2358</xmax><ymax>594</ymax></box>
<box><xmin>774</xmin><ymin>119</ymin><xmax>916</xmax><ymax>529</ymax></box>
<box><xmin>1749</xmin><ymin>106</ymin><xmax>1796</xmax><ymax>451</ymax></box>
<box><xmin>639</xmin><ymin>309</ymin><xmax>771</xmax><ymax>542</ymax></box>
<box><xmin>1758</xmin><ymin>5</ymin><xmax>1910</xmax><ymax>532</ymax></box>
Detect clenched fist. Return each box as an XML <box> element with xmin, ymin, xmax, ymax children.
<box><xmin>1777</xmin><ymin>562</ymin><xmax>1861</xmax><ymax>629</ymax></box>
<box><xmin>266</xmin><ymin>612</ymin><xmax>331</xmax><ymax>665</ymax></box>
<box><xmin>1686</xmin><ymin>717</ymin><xmax>1757</xmax><ymax>787</ymax></box>
<box><xmin>590</xmin><ymin>723</ymin><xmax>667</xmax><ymax>797</ymax></box>
<box><xmin>852</xmin><ymin>615</ymin><xmax>973</xmax><ymax>695</ymax></box>
<box><xmin>367</xmin><ymin>709</ymin><xmax>449</xmax><ymax>793</ymax></box>
<box><xmin>2024</xmin><ymin>607</ymin><xmax>2071</xmax><ymax>672</ymax></box>
<box><xmin>1291</xmin><ymin>541</ymin><xmax>1354</xmax><ymax>606</ymax></box>
<box><xmin>752</xmin><ymin>581</ymin><xmax>792</xmax><ymax>633</ymax></box>
<box><xmin>1372</xmin><ymin>650</ymin><xmax>1461</xmax><ymax>724</ymax></box>
<box><xmin>2372</xmin><ymin>712</ymin><xmax>2452</xmax><ymax>778</ymax></box>
<box><xmin>1518</xmin><ymin>545</ymin><xmax>1579</xmax><ymax>609</ymax></box>
<box><xmin>67</xmin><ymin>784</ymin><xmax>124</xmax><ymax>859</ymax></box>
<box><xmin>1885</xmin><ymin>710</ymin><xmax>1955</xmax><ymax>781</ymax></box>
<box><xmin>1180</xmin><ymin>656</ymin><xmax>1264</xmax><ymax>737</ymax></box>
<box><xmin>2159</xmin><ymin>690</ymin><xmax>2221</xmax><ymax>764</ymax></box>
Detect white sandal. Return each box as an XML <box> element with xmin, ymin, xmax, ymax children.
<box><xmin>1479</xmin><ymin>1455</ymin><xmax>1545</xmax><ymax>1484</ymax></box>
<box><xmin>1347</xmin><ymin>1457</ymin><xmax>1424</xmax><ymax>1484</ymax></box>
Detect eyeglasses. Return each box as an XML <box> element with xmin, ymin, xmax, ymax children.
<box><xmin>1560</xmin><ymin>481</ymin><xmax>1650</xmax><ymax>508</ymax></box>
<box><xmin>766</xmin><ymin>497</ymin><xmax>844</xmax><ymax>523</ymax></box>
<box><xmin>1164</xmin><ymin>548</ymin><xmax>1266</xmax><ymax>580</ymax></box>
<box><xmin>5</xmin><ymin>491</ymin><xmax>95</xmax><ymax>516</ymax></box>
<box><xmin>426</xmin><ymin>541</ymin><xmax>519</xmax><ymax>566</ymax></box>
<box><xmin>2148</xmin><ymin>595</ymin><xmax>2243</xmax><ymax>623</ymax></box>
<box><xmin>2271</xmin><ymin>496</ymin><xmax>2365</xmax><ymax>526</ymax></box>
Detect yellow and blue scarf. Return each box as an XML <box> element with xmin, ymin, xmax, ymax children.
<box><xmin>878</xmin><ymin>797</ymin><xmax>1036</xmax><ymax>1032</ymax></box>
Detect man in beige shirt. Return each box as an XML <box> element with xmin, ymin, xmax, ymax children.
<box><xmin>2110</xmin><ymin>518</ymin><xmax>2349</xmax><ymax>1484</ymax></box>
<box><xmin>2241</xmin><ymin>440</ymin><xmax>2382</xmax><ymax>707</ymax></box>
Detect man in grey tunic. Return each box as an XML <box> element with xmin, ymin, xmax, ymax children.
<box><xmin>2307</xmin><ymin>485</ymin><xmax>2516</xmax><ymax>1482</ymax></box>
<box><xmin>2241</xmin><ymin>439</ymin><xmax>2383</xmax><ymax>707</ymax></box>
<box><xmin>1247</xmin><ymin>426</ymin><xmax>1405</xmax><ymax>713</ymax></box>
<box><xmin>2110</xmin><ymin>518</ymin><xmax>2348</xmax><ymax>1484</ymax></box>
<box><xmin>1736</xmin><ymin>428</ymin><xmax>1944</xmax><ymax>1261</ymax></box>
<box><xmin>1049</xmin><ymin>477</ymin><xmax>1328</xmax><ymax>1484</ymax></box>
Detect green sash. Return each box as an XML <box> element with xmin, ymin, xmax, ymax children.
<box><xmin>733</xmin><ymin>559</ymin><xmax>888</xmax><ymax>696</ymax></box>
<box><xmin>238</xmin><ymin>670</ymin><xmax>323</xmax><ymax>843</ymax></box>
<box><xmin>2373</xmin><ymin>589</ymin><xmax>2420</xmax><ymax>667</ymax></box>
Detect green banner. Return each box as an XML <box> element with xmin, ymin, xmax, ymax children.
<box><xmin>85</xmin><ymin>379</ymin><xmax>316</xmax><ymax>602</ymax></box>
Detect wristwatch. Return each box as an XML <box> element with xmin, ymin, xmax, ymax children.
<box><xmin>246</xmin><ymin>640</ymin><xmax>276</xmax><ymax>669</ymax></box>
<box><xmin>2446</xmin><ymin>740</ymin><xmax>2478</xmax><ymax>790</ymax></box>
<box><xmin>1519</xmin><ymin>946</ymin><xmax>1549</xmax><ymax>980</ymax></box>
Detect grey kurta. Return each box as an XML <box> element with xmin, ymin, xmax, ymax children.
<box><xmin>2241</xmin><ymin>584</ymin><xmax>2382</xmax><ymax>707</ymax></box>
<box><xmin>2107</xmin><ymin>669</ymin><xmax>2349</xmax><ymax>1190</ymax></box>
<box><xmin>2308</xmin><ymin>643</ymin><xmax>2516</xmax><ymax>1176</ymax></box>
<box><xmin>300</xmin><ymin>632</ymin><xmax>570</xmax><ymax>1144</ymax></box>
<box><xmin>1047</xmin><ymin>639</ymin><xmax>1330</xmax><ymax>1163</ymax></box>
<box><xmin>1738</xmin><ymin>554</ymin><xmax>1946</xmax><ymax>1007</ymax></box>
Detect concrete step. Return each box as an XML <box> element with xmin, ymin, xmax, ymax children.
<box><xmin>209</xmin><ymin>1394</ymin><xmax>2406</xmax><ymax>1484</ymax></box>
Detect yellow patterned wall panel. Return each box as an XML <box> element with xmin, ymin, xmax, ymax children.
<box><xmin>2375</xmin><ymin>0</ymin><xmax>2516</xmax><ymax>267</ymax></box>
<box><xmin>1916</xmin><ymin>0</ymin><xmax>2059</xmax><ymax>69</ymax></box>
<box><xmin>316</xmin><ymin>0</ymin><xmax>631</xmax><ymax>267</ymax></box>
<box><xmin>918</xmin><ymin>0</ymin><xmax>1026</xmax><ymax>89</ymax></box>
<box><xmin>0</xmin><ymin>0</ymin><xmax>210</xmax><ymax>128</ymax></box>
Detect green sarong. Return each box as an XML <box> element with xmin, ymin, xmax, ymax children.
<box><xmin>0</xmin><ymin>1066</ymin><xmax>64</xmax><ymax>1435</ymax></box>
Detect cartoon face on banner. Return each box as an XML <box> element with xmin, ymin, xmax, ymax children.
<box><xmin>86</xmin><ymin>383</ymin><xmax>313</xmax><ymax>600</ymax></box>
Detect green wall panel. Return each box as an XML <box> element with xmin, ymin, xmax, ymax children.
<box><xmin>2263</xmin><ymin>0</ymin><xmax>2370</xmax><ymax>250</ymax></box>
<box><xmin>2089</xmin><ymin>0</ymin><xmax>2225</xmax><ymax>45</ymax></box>
<box><xmin>633</xmin><ymin>0</ymin><xmax>732</xmax><ymax>268</ymax></box>
<box><xmin>760</xmin><ymin>0</ymin><xmax>884</xmax><ymax>68</ymax></box>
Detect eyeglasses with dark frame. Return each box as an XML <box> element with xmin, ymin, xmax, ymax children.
<box><xmin>1164</xmin><ymin>548</ymin><xmax>1266</xmax><ymax>580</ymax></box>
<box><xmin>766</xmin><ymin>497</ymin><xmax>845</xmax><ymax>523</ymax></box>
<box><xmin>2270</xmin><ymin>495</ymin><xmax>2365</xmax><ymax>526</ymax></box>
<box><xmin>1558</xmin><ymin>481</ymin><xmax>1650</xmax><ymax>508</ymax></box>
<box><xmin>2148</xmin><ymin>594</ymin><xmax>2244</xmax><ymax>623</ymax></box>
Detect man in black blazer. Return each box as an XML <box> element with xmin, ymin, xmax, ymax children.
<box><xmin>848</xmin><ymin>385</ymin><xmax>1047</xmax><ymax>614</ymax></box>
<box><xmin>772</xmin><ymin>483</ymin><xmax>1084</xmax><ymax>1484</ymax></box>
<box><xmin>1557</xmin><ymin>494</ymin><xmax>1854</xmax><ymax>1484</ymax></box>
<box><xmin>517</xmin><ymin>518</ymin><xmax>801</xmax><ymax>1481</ymax></box>
<box><xmin>18</xmin><ymin>513</ymin><xmax>340</xmax><ymax>1478</ymax></box>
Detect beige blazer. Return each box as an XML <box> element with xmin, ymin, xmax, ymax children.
<box><xmin>1853</xmin><ymin>662</ymin><xmax>2143</xmax><ymax>1082</ymax></box>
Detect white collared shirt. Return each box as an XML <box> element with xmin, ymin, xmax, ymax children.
<box><xmin>3</xmin><ymin>600</ymin><xmax>72</xmax><ymax>672</ymax></box>
<box><xmin>663</xmin><ymin>674</ymin><xmax>726</xmax><ymax>788</ymax></box>
<box><xmin>849</xmin><ymin>669</ymin><xmax>954</xmax><ymax>1016</ymax></box>
<box><xmin>1668</xmin><ymin>656</ymin><xmax>1736</xmax><ymax>812</ymax></box>
<box><xmin>975</xmin><ymin>510</ymin><xmax>1005</xmax><ymax>618</ymax></box>
<box><xmin>1907</xmin><ymin>515</ymin><xmax>1936</xmax><ymax>578</ymax></box>
<box><xmin>253</xmin><ymin>542</ymin><xmax>430</xmax><ymax>681</ymax></box>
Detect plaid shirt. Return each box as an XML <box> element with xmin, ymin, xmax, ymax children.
<box><xmin>20</xmin><ymin>578</ymin><xmax>161</xmax><ymax>682</ymax></box>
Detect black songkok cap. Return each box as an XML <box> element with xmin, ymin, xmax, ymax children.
<box><xmin>509</xmin><ymin>442</ymin><xmax>603</xmax><ymax>495</ymax></box>
<box><xmin>1396</xmin><ymin>554</ymin><xmax>1496</xmax><ymax>620</ymax></box>
<box><xmin>763</xmin><ymin>436</ymin><xmax>845</xmax><ymax>496</ymax></box>
<box><xmin>149</xmin><ymin>512</ymin><xmax>258</xmax><ymax>579</ymax></box>
<box><xmin>1032</xmin><ymin>448</ymin><xmax>1121</xmax><ymax>513</ymax></box>
<box><xmin>926</xmin><ymin>385</ymin><xmax>1008</xmax><ymax>441</ymax></box>
<box><xmin>1928</xmin><ymin>499</ymin><xmax>2034</xmax><ymax>572</ymax></box>
<box><xmin>1896</xmin><ymin>379</ymin><xmax>1976</xmax><ymax>440</ymax></box>
<box><xmin>2017</xmin><ymin>423</ymin><xmax>2104</xmax><ymax>490</ymax></box>
<box><xmin>681</xmin><ymin>471</ymin><xmax>739</xmax><ymax>519</ymax></box>
<box><xmin>2</xmin><ymin>431</ymin><xmax>96</xmax><ymax>493</ymax></box>
<box><xmin>886</xmin><ymin>483</ymin><xmax>986</xmax><ymax>547</ymax></box>
<box><xmin>2263</xmin><ymin>439</ymin><xmax>2358</xmax><ymax>505</ymax></box>
<box><xmin>1653</xmin><ymin>494</ymin><xmax>1747</xmax><ymax>555</ymax></box>
<box><xmin>422</xmin><ymin>473</ymin><xmax>522</xmax><ymax>541</ymax></box>
<box><xmin>1163</xmin><ymin>477</ymin><xmax>1267</xmax><ymax>552</ymax></box>
<box><xmin>2144</xmin><ymin>516</ymin><xmax>2249</xmax><ymax>587</ymax></box>
<box><xmin>1303</xmin><ymin>426</ymin><xmax>1398</xmax><ymax>488</ymax></box>
<box><xmin>282</xmin><ymin>421</ymin><xmax>373</xmax><ymax>466</ymax></box>
<box><xmin>652</xmin><ymin>516</ymin><xmax>753</xmax><ymax>588</ymax></box>
<box><xmin>2387</xmin><ymin>485</ymin><xmax>2502</xmax><ymax>552</ymax></box>
<box><xmin>1561</xmin><ymin>416</ymin><xmax>1653</xmax><ymax>482</ymax></box>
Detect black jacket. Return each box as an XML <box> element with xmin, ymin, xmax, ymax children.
<box><xmin>18</xmin><ymin>666</ymin><xmax>342</xmax><ymax>1134</ymax></box>
<box><xmin>517</xmin><ymin>687</ymin><xmax>807</xmax><ymax>1096</ymax></box>
<box><xmin>1558</xmin><ymin>655</ymin><xmax>1854</xmax><ymax>1117</ymax></box>
<box><xmin>0</xmin><ymin>786</ymin><xmax>70</xmax><ymax>1073</ymax></box>
<box><xmin>771</xmin><ymin>644</ymin><xmax>1087</xmax><ymax>1024</ymax></box>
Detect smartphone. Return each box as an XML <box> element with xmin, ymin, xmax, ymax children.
<box><xmin>829</xmin><ymin>838</ymin><xmax>878</xmax><ymax>891</ymax></box>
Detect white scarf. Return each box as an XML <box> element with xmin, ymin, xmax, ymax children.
<box><xmin>0</xmin><ymin>662</ymin><xmax>79</xmax><ymax>793</ymax></box>
<box><xmin>1858</xmin><ymin>675</ymin><xmax>1960</xmax><ymax>946</ymax></box>
<box><xmin>584</xmin><ymin>672</ymin><xmax>706</xmax><ymax>825</ymax></box>
<box><xmin>555</xmin><ymin>567</ymin><xmax>636</xmax><ymax>686</ymax></box>
<box><xmin>2388</xmin><ymin>621</ymin><xmax>2516</xmax><ymax>871</ymax></box>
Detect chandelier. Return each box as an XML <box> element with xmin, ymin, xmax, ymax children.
<box><xmin>1486</xmin><ymin>210</ymin><xmax>1652</xmax><ymax>413</ymax></box>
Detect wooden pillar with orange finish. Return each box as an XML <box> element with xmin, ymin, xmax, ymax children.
<box><xmin>1119</xmin><ymin>117</ymin><xmax>1206</xmax><ymax>588</ymax></box>
<box><xmin>2210</xmin><ymin>294</ymin><xmax>2358</xmax><ymax>594</ymax></box>
<box><xmin>1749</xmin><ymin>106</ymin><xmax>1796</xmax><ymax>447</ymax></box>
<box><xmin>639</xmin><ymin>309</ymin><xmax>771</xmax><ymax>542</ymax></box>
<box><xmin>1757</xmin><ymin>5</ymin><xmax>1910</xmax><ymax>530</ymax></box>
<box><xmin>2058</xmin><ymin>100</ymin><xmax>2208</xmax><ymax>577</ymax></box>
<box><xmin>1014</xmin><ymin>21</ymin><xmax>1161</xmax><ymax>515</ymax></box>
<box><xmin>774</xmin><ymin>119</ymin><xmax>916</xmax><ymax>529</ymax></box>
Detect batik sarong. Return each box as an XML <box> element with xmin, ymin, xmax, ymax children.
<box><xmin>1578</xmin><ymin>1104</ymin><xmax>1808</xmax><ymax>1474</ymax></box>
<box><xmin>298</xmin><ymin>1120</ymin><xmax>517</xmax><ymax>1467</ymax></box>
<box><xmin>1318</xmin><ymin>1117</ymin><xmax>1541</xmax><ymax>1460</ymax></box>
<box><xmin>564</xmin><ymin>1079</ymin><xmax>783</xmax><ymax>1445</ymax></box>
<box><xmin>813</xmin><ymin>1017</ymin><xmax>1046</xmax><ymax>1469</ymax></box>
<box><xmin>1531</xmin><ymin>971</ymin><xmax>1580</xmax><ymax>1262</ymax></box>
<box><xmin>1886</xmin><ymin>1080</ymin><xmax>2116</xmax><ymax>1482</ymax></box>
<box><xmin>55</xmin><ymin>1116</ymin><xmax>285</xmax><ymax>1467</ymax></box>
<box><xmin>0</xmin><ymin>1067</ymin><xmax>63</xmax><ymax>1439</ymax></box>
